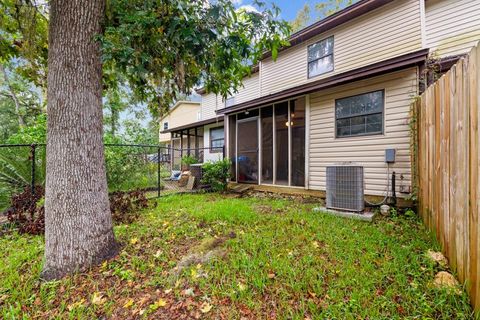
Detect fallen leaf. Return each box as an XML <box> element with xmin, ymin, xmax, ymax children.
<box><xmin>191</xmin><ymin>269</ymin><xmax>198</xmax><ymax>279</ymax></box>
<box><xmin>67</xmin><ymin>298</ymin><xmax>86</xmax><ymax>311</ymax></box>
<box><xmin>183</xmin><ymin>288</ymin><xmax>194</xmax><ymax>296</ymax></box>
<box><xmin>312</xmin><ymin>241</ymin><xmax>319</xmax><ymax>249</ymax></box>
<box><xmin>123</xmin><ymin>299</ymin><xmax>134</xmax><ymax>308</ymax></box>
<box><xmin>91</xmin><ymin>292</ymin><xmax>105</xmax><ymax>305</ymax></box>
<box><xmin>200</xmin><ymin>302</ymin><xmax>213</xmax><ymax>313</ymax></box>
<box><xmin>164</xmin><ymin>288</ymin><xmax>172</xmax><ymax>294</ymax></box>
<box><xmin>154</xmin><ymin>250</ymin><xmax>163</xmax><ymax>258</ymax></box>
<box><xmin>238</xmin><ymin>282</ymin><xmax>246</xmax><ymax>291</ymax></box>
<box><xmin>267</xmin><ymin>273</ymin><xmax>276</xmax><ymax>279</ymax></box>
<box><xmin>130</xmin><ymin>238</ymin><xmax>139</xmax><ymax>245</ymax></box>
<box><xmin>157</xmin><ymin>298</ymin><xmax>167</xmax><ymax>307</ymax></box>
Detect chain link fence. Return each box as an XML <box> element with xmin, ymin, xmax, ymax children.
<box><xmin>0</xmin><ymin>143</ymin><xmax>225</xmax><ymax>213</ymax></box>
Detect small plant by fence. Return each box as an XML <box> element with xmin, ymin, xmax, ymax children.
<box><xmin>0</xmin><ymin>143</ymin><xmax>225</xmax><ymax>213</ymax></box>
<box><xmin>413</xmin><ymin>43</ymin><xmax>479</xmax><ymax>311</ymax></box>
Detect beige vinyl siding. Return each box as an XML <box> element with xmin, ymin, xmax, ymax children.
<box><xmin>200</xmin><ymin>93</ymin><xmax>223</xmax><ymax>120</ymax></box>
<box><xmin>425</xmin><ymin>0</ymin><xmax>480</xmax><ymax>57</ymax></box>
<box><xmin>158</xmin><ymin>102</ymin><xmax>200</xmax><ymax>142</ymax></box>
<box><xmin>260</xmin><ymin>0</ymin><xmax>422</xmax><ymax>96</ymax></box>
<box><xmin>308</xmin><ymin>68</ymin><xmax>418</xmax><ymax>197</ymax></box>
<box><xmin>233</xmin><ymin>73</ymin><xmax>260</xmax><ymax>105</ymax></box>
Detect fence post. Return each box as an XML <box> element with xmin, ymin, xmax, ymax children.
<box><xmin>30</xmin><ymin>143</ymin><xmax>36</xmax><ymax>195</ymax></box>
<box><xmin>157</xmin><ymin>147</ymin><xmax>161</xmax><ymax>198</ymax></box>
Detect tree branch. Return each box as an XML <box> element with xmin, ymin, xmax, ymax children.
<box><xmin>0</xmin><ymin>64</ymin><xmax>26</xmax><ymax>127</ymax></box>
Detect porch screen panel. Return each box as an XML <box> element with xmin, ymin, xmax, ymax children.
<box><xmin>290</xmin><ymin>98</ymin><xmax>305</xmax><ymax>187</ymax></box>
<box><xmin>197</xmin><ymin>127</ymin><xmax>204</xmax><ymax>163</ymax></box>
<box><xmin>275</xmin><ymin>102</ymin><xmax>289</xmax><ymax>185</ymax></box>
<box><xmin>228</xmin><ymin>115</ymin><xmax>236</xmax><ymax>181</ymax></box>
<box><xmin>237</xmin><ymin>119</ymin><xmax>259</xmax><ymax>183</ymax></box>
<box><xmin>261</xmin><ymin>106</ymin><xmax>273</xmax><ymax>184</ymax></box>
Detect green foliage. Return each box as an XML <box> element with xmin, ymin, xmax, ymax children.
<box><xmin>0</xmin><ymin>0</ymin><xmax>48</xmax><ymax>88</ymax></box>
<box><xmin>6</xmin><ymin>113</ymin><xmax>46</xmax><ymax>144</ymax></box>
<box><xmin>100</xmin><ymin>0</ymin><xmax>290</xmax><ymax>113</ymax></box>
<box><xmin>0</xmin><ymin>114</ymin><xmax>46</xmax><ymax>212</ymax></box>
<box><xmin>202</xmin><ymin>158</ymin><xmax>231</xmax><ymax>192</ymax></box>
<box><xmin>181</xmin><ymin>155</ymin><xmax>198</xmax><ymax>166</ymax></box>
<box><xmin>290</xmin><ymin>4</ymin><xmax>311</xmax><ymax>33</ymax></box>
<box><xmin>315</xmin><ymin>0</ymin><xmax>357</xmax><ymax>17</ymax></box>
<box><xmin>0</xmin><ymin>63</ymin><xmax>45</xmax><ymax>141</ymax></box>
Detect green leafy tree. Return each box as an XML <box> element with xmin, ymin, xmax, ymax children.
<box><xmin>100</xmin><ymin>0</ymin><xmax>290</xmax><ymax>112</ymax></box>
<box><xmin>0</xmin><ymin>62</ymin><xmax>44</xmax><ymax>139</ymax></box>
<box><xmin>0</xmin><ymin>0</ymin><xmax>48</xmax><ymax>89</ymax></box>
<box><xmin>291</xmin><ymin>4</ymin><xmax>311</xmax><ymax>33</ymax></box>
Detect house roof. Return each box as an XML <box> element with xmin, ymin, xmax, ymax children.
<box><xmin>195</xmin><ymin>65</ymin><xmax>259</xmax><ymax>95</ymax></box>
<box><xmin>217</xmin><ymin>48</ymin><xmax>429</xmax><ymax>115</ymax></box>
<box><xmin>160</xmin><ymin>117</ymin><xmax>224</xmax><ymax>134</ymax></box>
<box><xmin>159</xmin><ymin>100</ymin><xmax>200</xmax><ymax>121</ymax></box>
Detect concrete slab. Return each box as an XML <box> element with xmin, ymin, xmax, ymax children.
<box><xmin>313</xmin><ymin>207</ymin><xmax>376</xmax><ymax>222</ymax></box>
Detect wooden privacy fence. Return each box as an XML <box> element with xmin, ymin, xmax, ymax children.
<box><xmin>414</xmin><ymin>43</ymin><xmax>479</xmax><ymax>311</ymax></box>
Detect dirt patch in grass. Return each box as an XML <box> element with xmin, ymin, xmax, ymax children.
<box><xmin>172</xmin><ymin>234</ymin><xmax>236</xmax><ymax>277</ymax></box>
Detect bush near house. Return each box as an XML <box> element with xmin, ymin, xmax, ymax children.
<box><xmin>202</xmin><ymin>158</ymin><xmax>231</xmax><ymax>192</ymax></box>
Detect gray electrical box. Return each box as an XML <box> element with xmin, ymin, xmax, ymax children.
<box><xmin>385</xmin><ymin>149</ymin><xmax>396</xmax><ymax>163</ymax></box>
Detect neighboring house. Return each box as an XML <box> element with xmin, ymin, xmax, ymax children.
<box><xmin>159</xmin><ymin>100</ymin><xmax>201</xmax><ymax>145</ymax></box>
<box><xmin>162</xmin><ymin>0</ymin><xmax>480</xmax><ymax>202</ymax></box>
<box><xmin>158</xmin><ymin>100</ymin><xmax>201</xmax><ymax>167</ymax></box>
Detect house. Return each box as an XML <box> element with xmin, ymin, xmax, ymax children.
<box><xmin>161</xmin><ymin>0</ymin><xmax>480</xmax><ymax>202</ymax></box>
<box><xmin>159</xmin><ymin>100</ymin><xmax>201</xmax><ymax>145</ymax></box>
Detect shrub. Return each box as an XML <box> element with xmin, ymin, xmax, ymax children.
<box><xmin>201</xmin><ymin>158</ymin><xmax>231</xmax><ymax>192</ymax></box>
<box><xmin>109</xmin><ymin>189</ymin><xmax>155</xmax><ymax>224</ymax></box>
<box><xmin>4</xmin><ymin>188</ymin><xmax>154</xmax><ymax>235</ymax></box>
<box><xmin>6</xmin><ymin>186</ymin><xmax>45</xmax><ymax>235</ymax></box>
<box><xmin>181</xmin><ymin>155</ymin><xmax>199</xmax><ymax>166</ymax></box>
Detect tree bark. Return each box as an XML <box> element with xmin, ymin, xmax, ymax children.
<box><xmin>42</xmin><ymin>0</ymin><xmax>118</xmax><ymax>280</ymax></box>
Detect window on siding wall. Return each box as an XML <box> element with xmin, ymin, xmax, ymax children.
<box><xmin>335</xmin><ymin>90</ymin><xmax>384</xmax><ymax>138</ymax></box>
<box><xmin>307</xmin><ymin>36</ymin><xmax>334</xmax><ymax>78</ymax></box>
<box><xmin>163</xmin><ymin>122</ymin><xmax>168</xmax><ymax>130</ymax></box>
<box><xmin>225</xmin><ymin>96</ymin><xmax>235</xmax><ymax>108</ymax></box>
<box><xmin>210</xmin><ymin>127</ymin><xmax>225</xmax><ymax>153</ymax></box>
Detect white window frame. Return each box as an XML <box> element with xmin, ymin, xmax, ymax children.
<box><xmin>307</xmin><ymin>36</ymin><xmax>334</xmax><ymax>78</ymax></box>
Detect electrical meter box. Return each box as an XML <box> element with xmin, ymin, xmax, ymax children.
<box><xmin>385</xmin><ymin>149</ymin><xmax>396</xmax><ymax>163</ymax></box>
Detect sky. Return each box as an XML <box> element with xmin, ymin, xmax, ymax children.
<box><xmin>233</xmin><ymin>0</ymin><xmax>314</xmax><ymax>22</ymax></box>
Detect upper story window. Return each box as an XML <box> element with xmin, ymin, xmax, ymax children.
<box><xmin>163</xmin><ymin>122</ymin><xmax>168</xmax><ymax>130</ymax></box>
<box><xmin>225</xmin><ymin>96</ymin><xmax>235</xmax><ymax>108</ymax></box>
<box><xmin>210</xmin><ymin>126</ymin><xmax>224</xmax><ymax>153</ymax></box>
<box><xmin>335</xmin><ymin>90</ymin><xmax>384</xmax><ymax>138</ymax></box>
<box><xmin>308</xmin><ymin>36</ymin><xmax>334</xmax><ymax>78</ymax></box>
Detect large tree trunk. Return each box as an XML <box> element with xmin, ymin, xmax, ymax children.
<box><xmin>42</xmin><ymin>0</ymin><xmax>118</xmax><ymax>280</ymax></box>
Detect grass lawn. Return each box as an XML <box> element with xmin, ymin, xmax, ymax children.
<box><xmin>0</xmin><ymin>193</ymin><xmax>475</xmax><ymax>319</ymax></box>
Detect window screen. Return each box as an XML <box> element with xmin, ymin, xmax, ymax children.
<box><xmin>335</xmin><ymin>90</ymin><xmax>384</xmax><ymax>138</ymax></box>
<box><xmin>308</xmin><ymin>37</ymin><xmax>334</xmax><ymax>78</ymax></box>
